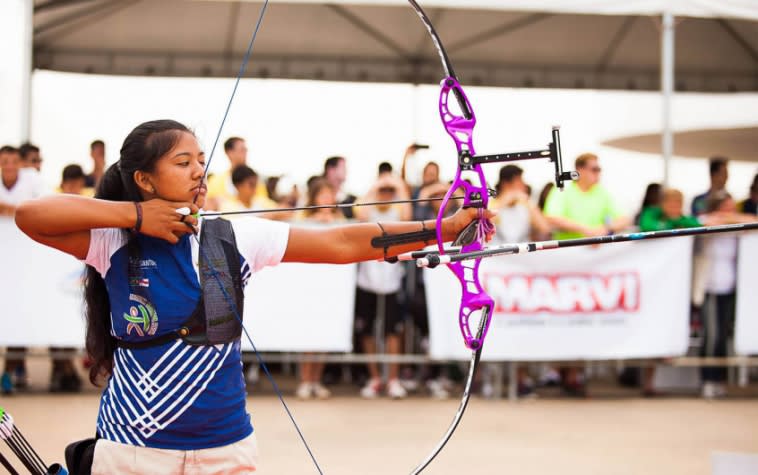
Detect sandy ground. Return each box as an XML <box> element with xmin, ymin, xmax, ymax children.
<box><xmin>1</xmin><ymin>357</ymin><xmax>757</xmax><ymax>474</ymax></box>
<box><xmin>2</xmin><ymin>391</ymin><xmax>758</xmax><ymax>474</ymax></box>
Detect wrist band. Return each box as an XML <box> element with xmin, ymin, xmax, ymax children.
<box><xmin>132</xmin><ymin>201</ymin><xmax>143</xmax><ymax>233</ymax></box>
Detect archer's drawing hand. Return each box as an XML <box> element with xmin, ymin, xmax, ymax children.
<box><xmin>139</xmin><ymin>199</ymin><xmax>199</xmax><ymax>243</ymax></box>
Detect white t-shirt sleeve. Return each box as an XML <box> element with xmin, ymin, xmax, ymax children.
<box><xmin>231</xmin><ymin>217</ymin><xmax>290</xmax><ymax>272</ymax></box>
<box><xmin>84</xmin><ymin>228</ymin><xmax>126</xmax><ymax>276</ymax></box>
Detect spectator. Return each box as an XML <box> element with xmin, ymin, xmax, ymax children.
<box><xmin>49</xmin><ymin>164</ymin><xmax>88</xmax><ymax>392</ymax></box>
<box><xmin>0</xmin><ymin>145</ymin><xmax>45</xmax><ymax>214</ymax></box>
<box><xmin>223</xmin><ymin>165</ymin><xmax>289</xmax><ymax>221</ymax></box>
<box><xmin>353</xmin><ymin>174</ymin><xmax>412</xmax><ymax>398</ymax></box>
<box><xmin>637</xmin><ymin>188</ymin><xmax>701</xmax><ymax>396</ymax></box>
<box><xmin>0</xmin><ymin>145</ymin><xmax>44</xmax><ymax>394</ymax></box>
<box><xmin>206</xmin><ymin>137</ymin><xmax>267</xmax><ymax>210</ymax></box>
<box><xmin>537</xmin><ymin>182</ymin><xmax>553</xmax><ymax>211</ymax></box>
<box><xmin>490</xmin><ymin>165</ymin><xmax>550</xmax><ymax>243</ymax></box>
<box><xmin>323</xmin><ymin>156</ymin><xmax>356</xmax><ymax>219</ymax></box>
<box><xmin>691</xmin><ymin>157</ymin><xmax>728</xmax><ymax>216</ymax></box>
<box><xmin>294</xmin><ymin>179</ymin><xmax>345</xmax><ymax>400</ymax></box>
<box><xmin>635</xmin><ymin>183</ymin><xmax>662</xmax><ymax>225</ymax></box>
<box><xmin>486</xmin><ymin>165</ymin><xmax>551</xmax><ymax>398</ymax></box>
<box><xmin>543</xmin><ymin>153</ymin><xmax>630</xmax><ymax>396</ymax></box>
<box><xmin>409</xmin><ymin>162</ymin><xmax>442</xmax><ymax>220</ymax></box>
<box><xmin>19</xmin><ymin>143</ymin><xmax>42</xmax><ymax>171</ymax></box>
<box><xmin>378</xmin><ymin>162</ymin><xmax>393</xmax><ymax>176</ymax></box>
<box><xmin>84</xmin><ymin>140</ymin><xmax>106</xmax><ymax>188</ymax></box>
<box><xmin>639</xmin><ymin>189</ymin><xmax>701</xmax><ymax>231</ymax></box>
<box><xmin>61</xmin><ymin>164</ymin><xmax>87</xmax><ymax>195</ymax></box>
<box><xmin>737</xmin><ymin>174</ymin><xmax>758</xmax><ymax>215</ymax></box>
<box><xmin>401</xmin><ymin>181</ymin><xmax>459</xmax><ymax>398</ymax></box>
<box><xmin>265</xmin><ymin>175</ymin><xmax>300</xmax><ymax>208</ymax></box>
<box><xmin>698</xmin><ymin>191</ymin><xmax>757</xmax><ymax>399</ymax></box>
<box><xmin>544</xmin><ymin>153</ymin><xmax>630</xmax><ymax>240</ymax></box>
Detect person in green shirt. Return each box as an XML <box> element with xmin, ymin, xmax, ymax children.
<box><xmin>639</xmin><ymin>188</ymin><xmax>701</xmax><ymax>231</ymax></box>
<box><xmin>541</xmin><ymin>153</ymin><xmax>631</xmax><ymax>397</ymax></box>
<box><xmin>543</xmin><ymin>153</ymin><xmax>630</xmax><ymax>240</ymax></box>
<box><xmin>637</xmin><ymin>188</ymin><xmax>700</xmax><ymax>396</ymax></box>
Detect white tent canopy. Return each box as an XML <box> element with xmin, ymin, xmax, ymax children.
<box><xmin>32</xmin><ymin>0</ymin><xmax>758</xmax><ymax>91</ymax></box>
<box><xmin>286</xmin><ymin>0</ymin><xmax>758</xmax><ymax>20</ymax></box>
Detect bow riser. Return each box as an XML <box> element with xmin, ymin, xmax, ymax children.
<box><xmin>435</xmin><ymin>77</ymin><xmax>494</xmax><ymax>350</ymax></box>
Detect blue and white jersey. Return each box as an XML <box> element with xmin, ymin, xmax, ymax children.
<box><xmin>85</xmin><ymin>217</ymin><xmax>289</xmax><ymax>450</ymax></box>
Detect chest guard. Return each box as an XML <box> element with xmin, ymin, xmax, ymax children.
<box><xmin>116</xmin><ymin>218</ymin><xmax>245</xmax><ymax>350</ymax></box>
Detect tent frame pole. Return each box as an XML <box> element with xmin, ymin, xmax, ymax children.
<box><xmin>661</xmin><ymin>11</ymin><xmax>675</xmax><ymax>187</ymax></box>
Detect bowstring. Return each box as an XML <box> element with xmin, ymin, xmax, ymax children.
<box><xmin>196</xmin><ymin>0</ymin><xmax>270</xmax><ymax>190</ymax></box>
<box><xmin>190</xmin><ymin>0</ymin><xmax>323</xmax><ymax>472</ymax></box>
<box><xmin>193</xmin><ymin>237</ymin><xmax>324</xmax><ymax>474</ymax></box>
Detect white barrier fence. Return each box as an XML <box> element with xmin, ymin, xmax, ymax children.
<box><xmin>0</xmin><ymin>219</ymin><xmax>356</xmax><ymax>352</ymax></box>
<box><xmin>426</xmin><ymin>238</ymin><xmax>693</xmax><ymax>361</ymax></box>
<box><xmin>736</xmin><ymin>233</ymin><xmax>758</xmax><ymax>355</ymax></box>
<box><xmin>1</xmin><ymin>218</ymin><xmax>756</xmax><ymax>359</ymax></box>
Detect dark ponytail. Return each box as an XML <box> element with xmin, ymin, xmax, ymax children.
<box><xmin>83</xmin><ymin>120</ymin><xmax>192</xmax><ymax>384</ymax></box>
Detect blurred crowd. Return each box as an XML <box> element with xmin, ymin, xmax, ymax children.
<box><xmin>1</xmin><ymin>138</ymin><xmax>757</xmax><ymax>400</ymax></box>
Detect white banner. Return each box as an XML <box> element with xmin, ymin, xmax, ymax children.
<box><xmin>425</xmin><ymin>238</ymin><xmax>694</xmax><ymax>361</ymax></box>
<box><xmin>0</xmin><ymin>219</ymin><xmax>355</xmax><ymax>351</ymax></box>
<box><xmin>735</xmin><ymin>233</ymin><xmax>758</xmax><ymax>355</ymax></box>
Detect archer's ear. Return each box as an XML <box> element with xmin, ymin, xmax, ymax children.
<box><xmin>133</xmin><ymin>170</ymin><xmax>155</xmax><ymax>195</ymax></box>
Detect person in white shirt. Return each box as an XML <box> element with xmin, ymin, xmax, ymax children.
<box><xmin>0</xmin><ymin>146</ymin><xmax>45</xmax><ymax>216</ymax></box>
<box><xmin>0</xmin><ymin>145</ymin><xmax>45</xmax><ymax>394</ymax></box>
<box><xmin>699</xmin><ymin>191</ymin><xmax>757</xmax><ymax>399</ymax></box>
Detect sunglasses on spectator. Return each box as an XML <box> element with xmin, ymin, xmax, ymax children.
<box><xmin>31</xmin><ymin>158</ymin><xmax>43</xmax><ymax>164</ymax></box>
<box><xmin>586</xmin><ymin>166</ymin><xmax>601</xmax><ymax>172</ymax></box>
<box><xmin>378</xmin><ymin>186</ymin><xmax>396</xmax><ymax>193</ymax></box>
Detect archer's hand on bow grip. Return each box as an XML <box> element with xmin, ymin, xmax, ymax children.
<box><xmin>138</xmin><ymin>199</ymin><xmax>199</xmax><ymax>244</ymax></box>
<box><xmin>443</xmin><ymin>207</ymin><xmax>495</xmax><ymax>244</ymax></box>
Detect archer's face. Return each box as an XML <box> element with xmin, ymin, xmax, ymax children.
<box><xmin>140</xmin><ymin>132</ymin><xmax>207</xmax><ymax>208</ymax></box>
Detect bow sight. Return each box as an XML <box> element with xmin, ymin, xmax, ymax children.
<box><xmin>458</xmin><ymin>126</ymin><xmax>578</xmax><ymax>201</ymax></box>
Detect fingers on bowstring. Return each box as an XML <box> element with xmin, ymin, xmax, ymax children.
<box><xmin>169</xmin><ymin>221</ymin><xmax>195</xmax><ymax>237</ymax></box>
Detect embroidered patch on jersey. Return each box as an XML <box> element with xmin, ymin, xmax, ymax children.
<box><xmin>129</xmin><ymin>257</ymin><xmax>158</xmax><ymax>270</ymax></box>
<box><xmin>123</xmin><ymin>294</ymin><xmax>158</xmax><ymax>337</ymax></box>
<box><xmin>129</xmin><ymin>277</ymin><xmax>150</xmax><ymax>288</ymax></box>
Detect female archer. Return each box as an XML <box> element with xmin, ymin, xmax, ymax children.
<box><xmin>15</xmin><ymin>119</ymin><xmax>490</xmax><ymax>474</ymax></box>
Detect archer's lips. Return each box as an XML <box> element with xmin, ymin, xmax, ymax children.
<box><xmin>192</xmin><ymin>185</ymin><xmax>207</xmax><ymax>195</ymax></box>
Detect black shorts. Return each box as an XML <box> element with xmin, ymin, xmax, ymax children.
<box><xmin>354</xmin><ymin>288</ymin><xmax>404</xmax><ymax>337</ymax></box>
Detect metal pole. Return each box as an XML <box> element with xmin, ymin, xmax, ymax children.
<box><xmin>20</xmin><ymin>0</ymin><xmax>33</xmax><ymax>142</ymax></box>
<box><xmin>660</xmin><ymin>12</ymin><xmax>675</xmax><ymax>186</ymax></box>
<box><xmin>507</xmin><ymin>362</ymin><xmax>517</xmax><ymax>401</ymax></box>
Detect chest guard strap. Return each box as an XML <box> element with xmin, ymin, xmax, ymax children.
<box><xmin>116</xmin><ymin>218</ymin><xmax>244</xmax><ymax>350</ymax></box>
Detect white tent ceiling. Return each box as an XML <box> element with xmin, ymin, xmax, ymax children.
<box><xmin>33</xmin><ymin>0</ymin><xmax>758</xmax><ymax>91</ymax></box>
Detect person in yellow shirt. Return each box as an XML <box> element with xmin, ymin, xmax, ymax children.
<box><xmin>206</xmin><ymin>137</ymin><xmax>267</xmax><ymax>210</ymax></box>
<box><xmin>222</xmin><ymin>165</ymin><xmax>289</xmax><ymax>221</ymax></box>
